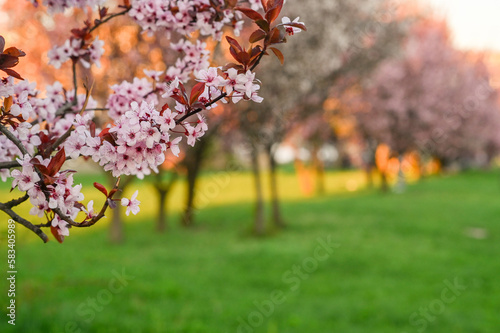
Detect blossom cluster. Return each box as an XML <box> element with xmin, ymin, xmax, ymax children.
<box><xmin>129</xmin><ymin>0</ymin><xmax>243</xmax><ymax>40</ymax></box>
<box><xmin>166</xmin><ymin>39</ymin><xmax>211</xmax><ymax>83</ymax></box>
<box><xmin>1</xmin><ymin>0</ymin><xmax>305</xmax><ymax>243</ymax></box>
<box><xmin>29</xmin><ymin>0</ymin><xmax>105</xmax><ymax>13</ymax></box>
<box><xmin>73</xmin><ymin>101</ymin><xmax>183</xmax><ymax>179</ymax></box>
<box><xmin>48</xmin><ymin>36</ymin><xmax>105</xmax><ymax>69</ymax></box>
<box><xmin>195</xmin><ymin>67</ymin><xmax>263</xmax><ymax>103</ymax></box>
<box><xmin>106</xmin><ymin>77</ymin><xmax>158</xmax><ymax>119</ymax></box>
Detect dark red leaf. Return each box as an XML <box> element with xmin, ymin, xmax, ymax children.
<box><xmin>50</xmin><ymin>226</ymin><xmax>64</xmax><ymax>243</ymax></box>
<box><xmin>229</xmin><ymin>46</ymin><xmax>241</xmax><ymax>63</ymax></box>
<box><xmin>47</xmin><ymin>148</ymin><xmax>66</xmax><ymax>177</ymax></box>
<box><xmin>108</xmin><ymin>188</ymin><xmax>118</xmax><ymax>198</ymax></box>
<box><xmin>171</xmin><ymin>94</ymin><xmax>187</xmax><ymax>106</ymax></box>
<box><xmin>190</xmin><ymin>82</ymin><xmax>206</xmax><ymax>105</ymax></box>
<box><xmin>99</xmin><ymin>7</ymin><xmax>108</xmax><ymax>19</ymax></box>
<box><xmin>249</xmin><ymin>29</ymin><xmax>266</xmax><ymax>43</ymax></box>
<box><xmin>235</xmin><ymin>7</ymin><xmax>264</xmax><ymax>21</ymax></box>
<box><xmin>0</xmin><ymin>54</ymin><xmax>20</xmax><ymax>69</ymax></box>
<box><xmin>238</xmin><ymin>51</ymin><xmax>250</xmax><ymax>66</ymax></box>
<box><xmin>94</xmin><ymin>182</ymin><xmax>108</xmax><ymax>196</ymax></box>
<box><xmin>31</xmin><ymin>161</ymin><xmax>49</xmax><ymax>176</ymax></box>
<box><xmin>226</xmin><ymin>36</ymin><xmax>243</xmax><ymax>52</ymax></box>
<box><xmin>89</xmin><ymin>121</ymin><xmax>96</xmax><ymax>137</ymax></box>
<box><xmin>249</xmin><ymin>46</ymin><xmax>262</xmax><ymax>62</ymax></box>
<box><xmin>269</xmin><ymin>47</ymin><xmax>284</xmax><ymax>65</ymax></box>
<box><xmin>1</xmin><ymin>68</ymin><xmax>23</xmax><ymax>80</ymax></box>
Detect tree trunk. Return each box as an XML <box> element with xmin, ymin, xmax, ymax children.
<box><xmin>312</xmin><ymin>143</ymin><xmax>326</xmax><ymax>195</ymax></box>
<box><xmin>266</xmin><ymin>144</ymin><xmax>285</xmax><ymax>229</ymax></box>
<box><xmin>380</xmin><ymin>169</ymin><xmax>389</xmax><ymax>192</ymax></box>
<box><xmin>363</xmin><ymin>145</ymin><xmax>376</xmax><ymax>189</ymax></box>
<box><xmin>154</xmin><ymin>169</ymin><xmax>178</xmax><ymax>233</ymax></box>
<box><xmin>108</xmin><ymin>174</ymin><xmax>134</xmax><ymax>244</ymax></box>
<box><xmin>181</xmin><ymin>136</ymin><xmax>210</xmax><ymax>227</ymax></box>
<box><xmin>394</xmin><ymin>154</ymin><xmax>406</xmax><ymax>193</ymax></box>
<box><xmin>364</xmin><ymin>165</ymin><xmax>374</xmax><ymax>189</ymax></box>
<box><xmin>251</xmin><ymin>144</ymin><xmax>265</xmax><ymax>236</ymax></box>
<box><xmin>156</xmin><ymin>189</ymin><xmax>168</xmax><ymax>233</ymax></box>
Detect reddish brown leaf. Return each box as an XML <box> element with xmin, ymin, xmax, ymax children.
<box><xmin>249</xmin><ymin>29</ymin><xmax>266</xmax><ymax>43</ymax></box>
<box><xmin>47</xmin><ymin>148</ymin><xmax>66</xmax><ymax>177</ymax></box>
<box><xmin>190</xmin><ymin>82</ymin><xmax>206</xmax><ymax>105</ymax></box>
<box><xmin>285</xmin><ymin>22</ymin><xmax>307</xmax><ymax>31</ymax></box>
<box><xmin>226</xmin><ymin>36</ymin><xmax>243</xmax><ymax>52</ymax></box>
<box><xmin>250</xmin><ymin>46</ymin><xmax>262</xmax><ymax>60</ymax></box>
<box><xmin>260</xmin><ymin>0</ymin><xmax>269</xmax><ymax>12</ymax></box>
<box><xmin>3</xmin><ymin>96</ymin><xmax>13</xmax><ymax>113</ymax></box>
<box><xmin>265</xmin><ymin>5</ymin><xmax>282</xmax><ymax>24</ymax></box>
<box><xmin>51</xmin><ymin>226</ymin><xmax>64</xmax><ymax>244</ymax></box>
<box><xmin>4</xmin><ymin>47</ymin><xmax>25</xmax><ymax>58</ymax></box>
<box><xmin>99</xmin><ymin>7</ymin><xmax>108</xmax><ymax>19</ymax></box>
<box><xmin>235</xmin><ymin>7</ymin><xmax>264</xmax><ymax>21</ymax></box>
<box><xmin>222</xmin><ymin>63</ymin><xmax>244</xmax><ymax>71</ymax></box>
<box><xmin>255</xmin><ymin>19</ymin><xmax>270</xmax><ymax>32</ymax></box>
<box><xmin>89</xmin><ymin>121</ymin><xmax>96</xmax><ymax>137</ymax></box>
<box><xmin>108</xmin><ymin>188</ymin><xmax>118</xmax><ymax>198</ymax></box>
<box><xmin>269</xmin><ymin>47</ymin><xmax>284</xmax><ymax>65</ymax></box>
<box><xmin>0</xmin><ymin>54</ymin><xmax>20</xmax><ymax>69</ymax></box>
<box><xmin>94</xmin><ymin>182</ymin><xmax>108</xmax><ymax>197</ymax></box>
<box><xmin>1</xmin><ymin>68</ymin><xmax>23</xmax><ymax>80</ymax></box>
<box><xmin>238</xmin><ymin>51</ymin><xmax>250</xmax><ymax>66</ymax></box>
<box><xmin>268</xmin><ymin>28</ymin><xmax>282</xmax><ymax>44</ymax></box>
<box><xmin>171</xmin><ymin>94</ymin><xmax>187</xmax><ymax>106</ymax></box>
<box><xmin>229</xmin><ymin>46</ymin><xmax>241</xmax><ymax>63</ymax></box>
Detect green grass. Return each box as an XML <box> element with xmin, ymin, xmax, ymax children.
<box><xmin>1</xmin><ymin>170</ymin><xmax>500</xmax><ymax>332</ymax></box>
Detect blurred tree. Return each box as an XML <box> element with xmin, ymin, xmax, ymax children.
<box><xmin>153</xmin><ymin>167</ymin><xmax>179</xmax><ymax>233</ymax></box>
<box><xmin>348</xmin><ymin>17</ymin><xmax>500</xmax><ymax>190</ymax></box>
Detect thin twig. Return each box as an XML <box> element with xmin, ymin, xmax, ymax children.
<box><xmin>5</xmin><ymin>194</ymin><xmax>29</xmax><ymax>209</ymax></box>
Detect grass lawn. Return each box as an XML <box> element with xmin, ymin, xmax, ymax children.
<box><xmin>1</xmin><ymin>169</ymin><xmax>500</xmax><ymax>332</ymax></box>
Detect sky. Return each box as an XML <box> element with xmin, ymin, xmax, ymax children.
<box><xmin>424</xmin><ymin>0</ymin><xmax>500</xmax><ymax>51</ymax></box>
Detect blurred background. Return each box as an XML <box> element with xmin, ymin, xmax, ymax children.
<box><xmin>1</xmin><ymin>0</ymin><xmax>500</xmax><ymax>332</ymax></box>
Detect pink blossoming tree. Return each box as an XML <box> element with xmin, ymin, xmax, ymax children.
<box><xmin>0</xmin><ymin>0</ymin><xmax>305</xmax><ymax>243</ymax></box>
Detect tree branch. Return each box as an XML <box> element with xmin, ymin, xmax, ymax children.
<box><xmin>0</xmin><ymin>123</ymin><xmax>29</xmax><ymax>156</ymax></box>
<box><xmin>0</xmin><ymin>202</ymin><xmax>49</xmax><ymax>243</ymax></box>
<box><xmin>5</xmin><ymin>194</ymin><xmax>29</xmax><ymax>208</ymax></box>
<box><xmin>0</xmin><ymin>160</ymin><xmax>20</xmax><ymax>169</ymax></box>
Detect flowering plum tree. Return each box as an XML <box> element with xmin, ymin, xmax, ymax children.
<box><xmin>350</xmin><ymin>18</ymin><xmax>500</xmax><ymax>180</ymax></box>
<box><xmin>0</xmin><ymin>0</ymin><xmax>305</xmax><ymax>243</ymax></box>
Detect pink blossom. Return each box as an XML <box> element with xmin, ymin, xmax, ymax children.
<box><xmin>121</xmin><ymin>190</ymin><xmax>140</xmax><ymax>216</ymax></box>
<box><xmin>11</xmin><ymin>166</ymin><xmax>40</xmax><ymax>192</ymax></box>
